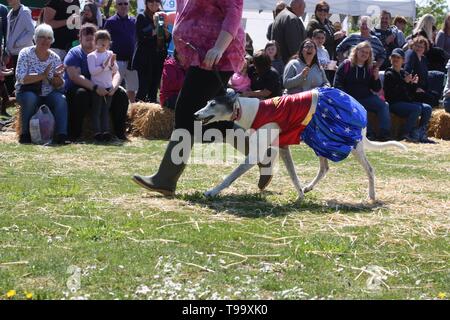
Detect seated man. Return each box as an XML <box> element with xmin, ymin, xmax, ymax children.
<box><xmin>64</xmin><ymin>23</ymin><xmax>129</xmax><ymax>141</ymax></box>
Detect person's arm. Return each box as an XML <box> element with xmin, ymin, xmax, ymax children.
<box><xmin>333</xmin><ymin>63</ymin><xmax>346</xmax><ymax>90</ymax></box>
<box><xmin>306</xmin><ymin>20</ymin><xmax>319</xmax><ymax>38</ymax></box>
<box><xmin>283</xmin><ymin>62</ymin><xmax>305</xmax><ymax>90</ymax></box>
<box><xmin>66</xmin><ymin>65</ymin><xmax>95</xmax><ymax>90</ymax></box>
<box><xmin>285</xmin><ymin>16</ymin><xmax>305</xmax><ymax>59</ymax></box>
<box><xmin>382</xmin><ymin>71</ymin><xmax>395</xmax><ymax>102</ymax></box>
<box><xmin>335</xmin><ymin>35</ymin><xmax>351</xmax><ymax>62</ymax></box>
<box><xmin>320</xmin><ymin>67</ymin><xmax>330</xmax><ymax>87</ymax></box>
<box><xmin>373</xmin><ymin>37</ymin><xmax>386</xmax><ymax>68</ymax></box>
<box><xmin>201</xmin><ymin>0</ymin><xmax>243</xmax><ymax>69</ymax></box>
<box><xmin>369</xmin><ymin>70</ymin><xmax>382</xmax><ymax>92</ymax></box>
<box><xmin>136</xmin><ymin>14</ymin><xmax>154</xmax><ymax>42</ymax></box>
<box><xmin>404</xmin><ymin>50</ymin><xmax>415</xmax><ymax>74</ymax></box>
<box><xmin>435</xmin><ymin>31</ymin><xmax>445</xmax><ymax>50</ymax></box>
<box><xmin>43</xmin><ymin>5</ymin><xmax>70</xmax><ymax>29</ymax></box>
<box><xmin>14</xmin><ymin>10</ymin><xmax>35</xmax><ymax>49</ymax></box>
<box><xmin>87</xmin><ymin>53</ymin><xmax>106</xmax><ymax>76</ymax></box>
<box><xmin>15</xmin><ymin>50</ymin><xmax>44</xmax><ymax>84</ymax></box>
<box><xmin>243</xmin><ymin>89</ymin><xmax>272</xmax><ymax>99</ymax></box>
<box><xmin>1</xmin><ymin>8</ymin><xmax>7</xmax><ymax>48</ymax></box>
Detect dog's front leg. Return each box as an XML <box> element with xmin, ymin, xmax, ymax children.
<box><xmin>279</xmin><ymin>147</ymin><xmax>304</xmax><ymax>202</ymax></box>
<box><xmin>303</xmin><ymin>156</ymin><xmax>329</xmax><ymax>194</ymax></box>
<box><xmin>204</xmin><ymin>162</ymin><xmax>255</xmax><ymax>197</ymax></box>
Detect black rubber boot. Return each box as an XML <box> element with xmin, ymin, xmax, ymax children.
<box><xmin>132</xmin><ymin>139</ymin><xmax>191</xmax><ymax>196</ymax></box>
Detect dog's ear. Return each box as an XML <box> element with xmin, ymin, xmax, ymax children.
<box><xmin>225</xmin><ymin>88</ymin><xmax>239</xmax><ymax>104</ymax></box>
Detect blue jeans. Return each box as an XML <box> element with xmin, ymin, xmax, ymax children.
<box><xmin>358</xmin><ymin>94</ymin><xmax>391</xmax><ymax>136</ymax></box>
<box><xmin>444</xmin><ymin>97</ymin><xmax>450</xmax><ymax>113</ymax></box>
<box><xmin>390</xmin><ymin>101</ymin><xmax>432</xmax><ymax>135</ymax></box>
<box><xmin>16</xmin><ymin>90</ymin><xmax>68</xmax><ymax>136</ymax></box>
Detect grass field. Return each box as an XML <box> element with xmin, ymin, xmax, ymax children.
<box><xmin>0</xmin><ymin>131</ymin><xmax>448</xmax><ymax>300</ymax></box>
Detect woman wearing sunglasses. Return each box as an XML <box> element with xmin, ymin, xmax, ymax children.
<box><xmin>306</xmin><ymin>1</ymin><xmax>345</xmax><ymax>62</ymax></box>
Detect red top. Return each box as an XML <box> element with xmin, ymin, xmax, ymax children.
<box><xmin>159</xmin><ymin>56</ymin><xmax>186</xmax><ymax>107</ymax></box>
<box><xmin>251</xmin><ymin>91</ymin><xmax>314</xmax><ymax>147</ymax></box>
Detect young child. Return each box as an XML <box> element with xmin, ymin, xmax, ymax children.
<box><xmin>264</xmin><ymin>40</ymin><xmax>284</xmax><ymax>79</ymax></box>
<box><xmin>87</xmin><ymin>30</ymin><xmax>118</xmax><ymax>142</ymax></box>
<box><xmin>312</xmin><ymin>29</ymin><xmax>332</xmax><ymax>69</ymax></box>
<box><xmin>228</xmin><ymin>60</ymin><xmax>251</xmax><ymax>93</ymax></box>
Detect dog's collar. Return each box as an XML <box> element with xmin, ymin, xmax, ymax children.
<box><xmin>230</xmin><ymin>98</ymin><xmax>242</xmax><ymax>122</ymax></box>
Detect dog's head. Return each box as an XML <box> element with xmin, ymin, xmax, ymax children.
<box><xmin>194</xmin><ymin>89</ymin><xmax>239</xmax><ymax>125</ymax></box>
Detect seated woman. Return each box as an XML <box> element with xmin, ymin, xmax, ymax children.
<box><xmin>159</xmin><ymin>51</ymin><xmax>185</xmax><ymax>109</ymax></box>
<box><xmin>405</xmin><ymin>36</ymin><xmax>440</xmax><ymax>107</ymax></box>
<box><xmin>334</xmin><ymin>41</ymin><xmax>391</xmax><ymax>141</ymax></box>
<box><xmin>283</xmin><ymin>39</ymin><xmax>329</xmax><ymax>95</ymax></box>
<box><xmin>384</xmin><ymin>48</ymin><xmax>433</xmax><ymax>143</ymax></box>
<box><xmin>15</xmin><ymin>24</ymin><xmax>68</xmax><ymax>144</ymax></box>
<box><xmin>242</xmin><ymin>50</ymin><xmax>282</xmax><ymax>99</ymax></box>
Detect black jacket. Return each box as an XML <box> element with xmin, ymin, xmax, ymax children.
<box><xmin>383</xmin><ymin>67</ymin><xmax>417</xmax><ymax>104</ymax></box>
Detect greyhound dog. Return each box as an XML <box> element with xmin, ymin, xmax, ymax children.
<box><xmin>194</xmin><ymin>90</ymin><xmax>407</xmax><ymax>202</ymax></box>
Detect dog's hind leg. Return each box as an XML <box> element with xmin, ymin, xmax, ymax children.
<box><xmin>302</xmin><ymin>156</ymin><xmax>329</xmax><ymax>194</ymax></box>
<box><xmin>351</xmin><ymin>142</ymin><xmax>375</xmax><ymax>201</ymax></box>
<box><xmin>279</xmin><ymin>147</ymin><xmax>304</xmax><ymax>201</ymax></box>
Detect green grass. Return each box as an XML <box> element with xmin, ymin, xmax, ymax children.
<box><xmin>0</xmin><ymin>135</ymin><xmax>449</xmax><ymax>300</ymax></box>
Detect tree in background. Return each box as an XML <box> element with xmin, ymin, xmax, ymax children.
<box><xmin>416</xmin><ymin>0</ymin><xmax>447</xmax><ymax>29</ymax></box>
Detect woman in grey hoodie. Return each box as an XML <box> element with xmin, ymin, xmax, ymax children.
<box><xmin>5</xmin><ymin>0</ymin><xmax>35</xmax><ymax>67</ymax></box>
<box><xmin>283</xmin><ymin>39</ymin><xmax>329</xmax><ymax>94</ymax></box>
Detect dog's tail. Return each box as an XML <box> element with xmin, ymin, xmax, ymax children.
<box><xmin>361</xmin><ymin>128</ymin><xmax>407</xmax><ymax>151</ymax></box>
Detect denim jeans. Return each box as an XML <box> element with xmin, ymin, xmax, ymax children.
<box><xmin>16</xmin><ymin>90</ymin><xmax>68</xmax><ymax>136</ymax></box>
<box><xmin>390</xmin><ymin>101</ymin><xmax>432</xmax><ymax>135</ymax></box>
<box><xmin>444</xmin><ymin>97</ymin><xmax>450</xmax><ymax>113</ymax></box>
<box><xmin>358</xmin><ymin>94</ymin><xmax>391</xmax><ymax>136</ymax></box>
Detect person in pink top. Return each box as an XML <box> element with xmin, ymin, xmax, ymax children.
<box><xmin>228</xmin><ymin>60</ymin><xmax>251</xmax><ymax>93</ymax></box>
<box><xmin>87</xmin><ymin>30</ymin><xmax>118</xmax><ymax>142</ymax></box>
<box><xmin>133</xmin><ymin>0</ymin><xmax>270</xmax><ymax>196</ymax></box>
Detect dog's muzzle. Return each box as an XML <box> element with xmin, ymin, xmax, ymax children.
<box><xmin>194</xmin><ymin>113</ymin><xmax>214</xmax><ymax>124</ymax></box>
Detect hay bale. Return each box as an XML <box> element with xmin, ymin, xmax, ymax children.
<box><xmin>367</xmin><ymin>112</ymin><xmax>406</xmax><ymax>140</ymax></box>
<box><xmin>428</xmin><ymin>109</ymin><xmax>450</xmax><ymax>140</ymax></box>
<box><xmin>127</xmin><ymin>102</ymin><xmax>174</xmax><ymax>140</ymax></box>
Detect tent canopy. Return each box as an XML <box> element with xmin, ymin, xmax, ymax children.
<box><xmin>243</xmin><ymin>0</ymin><xmax>416</xmax><ymax>19</ymax></box>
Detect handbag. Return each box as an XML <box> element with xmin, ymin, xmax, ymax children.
<box><xmin>18</xmin><ymin>81</ymin><xmax>42</xmax><ymax>95</ymax></box>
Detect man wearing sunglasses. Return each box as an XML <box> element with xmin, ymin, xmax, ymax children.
<box><xmin>104</xmin><ymin>0</ymin><xmax>138</xmax><ymax>103</ymax></box>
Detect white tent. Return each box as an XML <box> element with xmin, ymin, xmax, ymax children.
<box><xmin>244</xmin><ymin>0</ymin><xmax>416</xmax><ymax>19</ymax></box>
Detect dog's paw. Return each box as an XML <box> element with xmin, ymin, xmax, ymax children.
<box><xmin>302</xmin><ymin>185</ymin><xmax>313</xmax><ymax>194</ymax></box>
<box><xmin>204</xmin><ymin>189</ymin><xmax>219</xmax><ymax>198</ymax></box>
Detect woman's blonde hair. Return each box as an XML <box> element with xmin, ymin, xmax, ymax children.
<box><xmin>349</xmin><ymin>41</ymin><xmax>373</xmax><ymax>67</ymax></box>
<box><xmin>413</xmin><ymin>14</ymin><xmax>436</xmax><ymax>41</ymax></box>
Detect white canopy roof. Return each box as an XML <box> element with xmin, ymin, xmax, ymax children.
<box><xmin>244</xmin><ymin>0</ymin><xmax>416</xmax><ymax>19</ymax></box>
